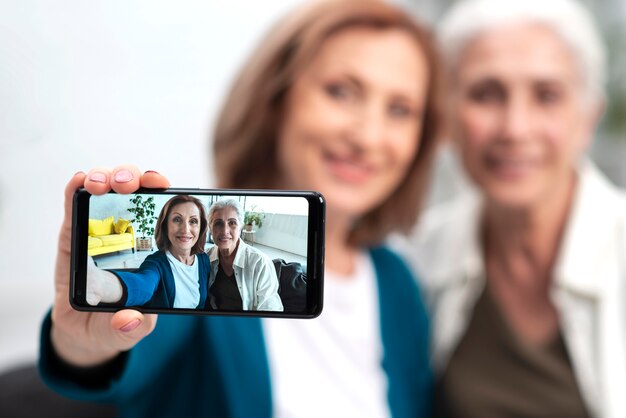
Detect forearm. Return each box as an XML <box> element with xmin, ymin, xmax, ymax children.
<box><xmin>40</xmin><ymin>312</ymin><xmax>128</xmax><ymax>400</ymax></box>
<box><xmin>87</xmin><ymin>257</ymin><xmax>124</xmax><ymax>305</ymax></box>
<box><xmin>50</xmin><ymin>320</ymin><xmax>121</xmax><ymax>367</ymax></box>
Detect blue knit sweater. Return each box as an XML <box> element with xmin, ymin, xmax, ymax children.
<box><xmin>39</xmin><ymin>247</ymin><xmax>431</xmax><ymax>417</ymax></box>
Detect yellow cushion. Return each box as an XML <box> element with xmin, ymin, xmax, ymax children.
<box><xmin>88</xmin><ymin>236</ymin><xmax>103</xmax><ymax>249</ymax></box>
<box><xmin>114</xmin><ymin>218</ymin><xmax>131</xmax><ymax>234</ymax></box>
<box><xmin>89</xmin><ymin>216</ymin><xmax>114</xmax><ymax>236</ymax></box>
<box><xmin>99</xmin><ymin>233</ymin><xmax>133</xmax><ymax>246</ymax></box>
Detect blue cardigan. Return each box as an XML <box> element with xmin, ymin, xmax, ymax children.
<box><xmin>112</xmin><ymin>250</ymin><xmax>211</xmax><ymax>308</ymax></box>
<box><xmin>39</xmin><ymin>247</ymin><xmax>431</xmax><ymax>417</ymax></box>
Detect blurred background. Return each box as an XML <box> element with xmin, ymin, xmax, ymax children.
<box><xmin>1</xmin><ymin>0</ymin><xmax>624</xmax><ymax>373</ymax></box>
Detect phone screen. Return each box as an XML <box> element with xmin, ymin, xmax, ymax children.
<box><xmin>71</xmin><ymin>188</ymin><xmax>325</xmax><ymax>318</ymax></box>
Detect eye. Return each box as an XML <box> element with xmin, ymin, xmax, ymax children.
<box><xmin>190</xmin><ymin>218</ymin><xmax>199</xmax><ymax>225</ymax></box>
<box><xmin>324</xmin><ymin>82</ymin><xmax>355</xmax><ymax>101</ymax></box>
<box><xmin>213</xmin><ymin>220</ymin><xmax>224</xmax><ymax>228</ymax></box>
<box><xmin>535</xmin><ymin>86</ymin><xmax>561</xmax><ymax>104</ymax></box>
<box><xmin>228</xmin><ymin>220</ymin><xmax>238</xmax><ymax>227</ymax></box>
<box><xmin>172</xmin><ymin>216</ymin><xmax>182</xmax><ymax>223</ymax></box>
<box><xmin>388</xmin><ymin>102</ymin><xmax>414</xmax><ymax>118</ymax></box>
<box><xmin>467</xmin><ymin>81</ymin><xmax>505</xmax><ymax>104</ymax></box>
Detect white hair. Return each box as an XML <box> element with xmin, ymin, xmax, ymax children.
<box><xmin>208</xmin><ymin>198</ymin><xmax>244</xmax><ymax>226</ymax></box>
<box><xmin>438</xmin><ymin>0</ymin><xmax>606</xmax><ymax>103</ymax></box>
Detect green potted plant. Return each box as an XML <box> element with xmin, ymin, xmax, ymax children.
<box><xmin>127</xmin><ymin>195</ymin><xmax>158</xmax><ymax>251</ymax></box>
<box><xmin>244</xmin><ymin>206</ymin><xmax>265</xmax><ymax>232</ymax></box>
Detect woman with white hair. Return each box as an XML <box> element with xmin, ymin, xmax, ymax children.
<box><xmin>400</xmin><ymin>0</ymin><xmax>626</xmax><ymax>417</ymax></box>
<box><xmin>206</xmin><ymin>198</ymin><xmax>283</xmax><ymax>311</ymax></box>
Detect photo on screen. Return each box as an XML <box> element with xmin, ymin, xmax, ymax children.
<box><xmin>85</xmin><ymin>193</ymin><xmax>310</xmax><ymax>313</ymax></box>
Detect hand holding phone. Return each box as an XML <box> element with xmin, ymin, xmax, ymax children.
<box><xmin>50</xmin><ymin>166</ymin><xmax>169</xmax><ymax>367</ymax></box>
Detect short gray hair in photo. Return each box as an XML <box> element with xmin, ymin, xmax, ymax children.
<box><xmin>208</xmin><ymin>198</ymin><xmax>245</xmax><ymax>226</ymax></box>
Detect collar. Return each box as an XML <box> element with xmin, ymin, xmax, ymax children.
<box><xmin>553</xmin><ymin>159</ymin><xmax>625</xmax><ymax>297</ymax></box>
<box><xmin>429</xmin><ymin>159</ymin><xmax>624</xmax><ymax>299</ymax></box>
<box><xmin>209</xmin><ymin>237</ymin><xmax>249</xmax><ymax>270</ymax></box>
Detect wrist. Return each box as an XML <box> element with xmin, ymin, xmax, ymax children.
<box><xmin>50</xmin><ymin>323</ymin><xmax>120</xmax><ymax>367</ymax></box>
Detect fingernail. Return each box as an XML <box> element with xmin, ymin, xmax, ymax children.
<box><xmin>120</xmin><ymin>318</ymin><xmax>141</xmax><ymax>332</ymax></box>
<box><xmin>144</xmin><ymin>170</ymin><xmax>160</xmax><ymax>174</ymax></box>
<box><xmin>114</xmin><ymin>169</ymin><xmax>134</xmax><ymax>183</ymax></box>
<box><xmin>88</xmin><ymin>172</ymin><xmax>107</xmax><ymax>184</ymax></box>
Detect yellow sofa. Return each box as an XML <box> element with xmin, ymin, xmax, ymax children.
<box><xmin>88</xmin><ymin>216</ymin><xmax>135</xmax><ymax>257</ymax></box>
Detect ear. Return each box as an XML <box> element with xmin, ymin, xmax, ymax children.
<box><xmin>579</xmin><ymin>98</ymin><xmax>606</xmax><ymax>152</ymax></box>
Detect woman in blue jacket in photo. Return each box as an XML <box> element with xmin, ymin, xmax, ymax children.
<box><xmin>39</xmin><ymin>1</ymin><xmax>443</xmax><ymax>417</ymax></box>
<box><xmin>85</xmin><ymin>194</ymin><xmax>212</xmax><ymax>309</ymax></box>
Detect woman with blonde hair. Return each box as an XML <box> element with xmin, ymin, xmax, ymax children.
<box><xmin>39</xmin><ymin>1</ymin><xmax>443</xmax><ymax>417</ymax></box>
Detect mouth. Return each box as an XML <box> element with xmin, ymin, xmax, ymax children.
<box><xmin>484</xmin><ymin>154</ymin><xmax>540</xmax><ymax>179</ymax></box>
<box><xmin>323</xmin><ymin>151</ymin><xmax>377</xmax><ymax>184</ymax></box>
<box><xmin>176</xmin><ymin>235</ymin><xmax>194</xmax><ymax>243</ymax></box>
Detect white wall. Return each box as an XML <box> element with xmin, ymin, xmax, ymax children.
<box><xmin>0</xmin><ymin>0</ymin><xmax>306</xmax><ymax>372</ymax></box>
<box><xmin>255</xmin><ymin>213</ymin><xmax>308</xmax><ymax>257</ymax></box>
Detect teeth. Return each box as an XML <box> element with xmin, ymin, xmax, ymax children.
<box><xmin>490</xmin><ymin>158</ymin><xmax>534</xmax><ymax>167</ymax></box>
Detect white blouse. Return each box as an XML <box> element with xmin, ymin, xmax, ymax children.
<box><xmin>263</xmin><ymin>251</ymin><xmax>390</xmax><ymax>418</ymax></box>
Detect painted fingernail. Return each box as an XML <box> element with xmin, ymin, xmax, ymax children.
<box><xmin>120</xmin><ymin>318</ymin><xmax>141</xmax><ymax>332</ymax></box>
<box><xmin>88</xmin><ymin>172</ymin><xmax>107</xmax><ymax>183</ymax></box>
<box><xmin>114</xmin><ymin>169</ymin><xmax>134</xmax><ymax>183</ymax></box>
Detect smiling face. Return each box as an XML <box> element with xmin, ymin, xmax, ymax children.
<box><xmin>166</xmin><ymin>202</ymin><xmax>201</xmax><ymax>255</ymax></box>
<box><xmin>451</xmin><ymin>23</ymin><xmax>599</xmax><ymax>209</ymax></box>
<box><xmin>209</xmin><ymin>207</ymin><xmax>242</xmax><ymax>254</ymax></box>
<box><xmin>277</xmin><ymin>27</ymin><xmax>428</xmax><ymax>221</ymax></box>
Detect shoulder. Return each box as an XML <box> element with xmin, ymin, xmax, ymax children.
<box><xmin>369</xmin><ymin>246</ymin><xmax>410</xmax><ymax>274</ymax></box>
<box><xmin>197</xmin><ymin>252</ymin><xmax>209</xmax><ymax>261</ymax></box>
<box><xmin>196</xmin><ymin>252</ymin><xmax>211</xmax><ymax>268</ymax></box>
<box><xmin>390</xmin><ymin>191</ymin><xmax>481</xmax><ymax>288</ymax></box>
<box><xmin>577</xmin><ymin>160</ymin><xmax>626</xmax><ymax>215</ymax></box>
<box><xmin>368</xmin><ymin>246</ymin><xmax>419</xmax><ymax>295</ymax></box>
<box><xmin>414</xmin><ymin>191</ymin><xmax>480</xmax><ymax>251</ymax></box>
<box><xmin>207</xmin><ymin>246</ymin><xmax>218</xmax><ymax>263</ymax></box>
<box><xmin>141</xmin><ymin>250</ymin><xmax>168</xmax><ymax>268</ymax></box>
<box><xmin>369</xmin><ymin>246</ymin><xmax>430</xmax><ymax>362</ymax></box>
<box><xmin>240</xmin><ymin>241</ymin><xmax>272</xmax><ymax>264</ymax></box>
<box><xmin>146</xmin><ymin>250</ymin><xmax>166</xmax><ymax>259</ymax></box>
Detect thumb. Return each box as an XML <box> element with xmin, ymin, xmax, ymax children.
<box><xmin>109</xmin><ymin>310</ymin><xmax>158</xmax><ymax>350</ymax></box>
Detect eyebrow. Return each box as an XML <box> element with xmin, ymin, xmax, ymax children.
<box><xmin>344</xmin><ymin>73</ymin><xmax>421</xmax><ymax>105</ymax></box>
<box><xmin>171</xmin><ymin>212</ymin><xmax>198</xmax><ymax>218</ymax></box>
<box><xmin>343</xmin><ymin>74</ymin><xmax>363</xmax><ymax>89</ymax></box>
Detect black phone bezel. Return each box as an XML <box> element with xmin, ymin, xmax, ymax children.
<box><xmin>70</xmin><ymin>188</ymin><xmax>325</xmax><ymax>318</ymax></box>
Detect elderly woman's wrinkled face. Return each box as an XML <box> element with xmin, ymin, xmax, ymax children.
<box><xmin>166</xmin><ymin>202</ymin><xmax>201</xmax><ymax>255</ymax></box>
<box><xmin>452</xmin><ymin>23</ymin><xmax>599</xmax><ymax>209</ymax></box>
<box><xmin>210</xmin><ymin>207</ymin><xmax>241</xmax><ymax>254</ymax></box>
<box><xmin>277</xmin><ymin>27</ymin><xmax>428</xmax><ymax>220</ymax></box>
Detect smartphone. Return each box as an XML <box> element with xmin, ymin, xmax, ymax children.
<box><xmin>70</xmin><ymin>188</ymin><xmax>325</xmax><ymax>318</ymax></box>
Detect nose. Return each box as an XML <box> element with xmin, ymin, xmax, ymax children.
<box><xmin>500</xmin><ymin>94</ymin><xmax>532</xmax><ymax>143</ymax></box>
<box><xmin>351</xmin><ymin>101</ymin><xmax>387</xmax><ymax>150</ymax></box>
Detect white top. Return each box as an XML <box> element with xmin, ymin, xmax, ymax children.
<box><xmin>263</xmin><ymin>251</ymin><xmax>390</xmax><ymax>418</ymax></box>
<box><xmin>165</xmin><ymin>251</ymin><xmax>200</xmax><ymax>309</ymax></box>
<box><xmin>392</xmin><ymin>159</ymin><xmax>626</xmax><ymax>418</ymax></box>
<box><xmin>207</xmin><ymin>238</ymin><xmax>283</xmax><ymax>311</ymax></box>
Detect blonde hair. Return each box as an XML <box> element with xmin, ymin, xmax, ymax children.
<box><xmin>213</xmin><ymin>0</ymin><xmax>443</xmax><ymax>246</ymax></box>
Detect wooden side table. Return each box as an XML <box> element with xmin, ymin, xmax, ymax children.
<box><xmin>242</xmin><ymin>230</ymin><xmax>256</xmax><ymax>245</ymax></box>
